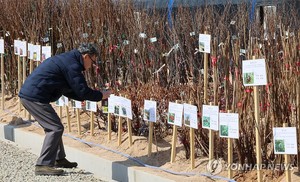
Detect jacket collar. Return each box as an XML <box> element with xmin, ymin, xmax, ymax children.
<box><xmin>73</xmin><ymin>49</ymin><xmax>85</xmax><ymax>71</ymax></box>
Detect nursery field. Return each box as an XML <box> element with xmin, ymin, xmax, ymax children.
<box><xmin>0</xmin><ymin>94</ymin><xmax>298</xmax><ymax>182</ymax></box>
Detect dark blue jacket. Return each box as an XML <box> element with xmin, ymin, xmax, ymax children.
<box><xmin>19</xmin><ymin>49</ymin><xmax>103</xmax><ymax>103</ymax></box>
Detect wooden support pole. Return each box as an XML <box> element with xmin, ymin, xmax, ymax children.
<box><xmin>189</xmin><ymin>101</ymin><xmax>195</xmax><ymax>169</ymax></box>
<box><xmin>190</xmin><ymin>127</ymin><xmax>195</xmax><ymax>169</ymax></box>
<box><xmin>90</xmin><ymin>111</ymin><xmax>94</xmax><ymax>136</ymax></box>
<box><xmin>171</xmin><ymin>100</ymin><xmax>179</xmax><ymax>163</ymax></box>
<box><xmin>148</xmin><ymin>122</ymin><xmax>154</xmax><ymax>157</ymax></box>
<box><xmin>76</xmin><ymin>108</ymin><xmax>81</xmax><ymax>135</ymax></box>
<box><xmin>203</xmin><ymin>31</ymin><xmax>208</xmax><ymax>104</ymax></box>
<box><xmin>148</xmin><ymin>98</ymin><xmax>155</xmax><ymax>156</ymax></box>
<box><xmin>118</xmin><ymin>114</ymin><xmax>122</xmax><ymax>146</ymax></box>
<box><xmin>283</xmin><ymin>123</ymin><xmax>292</xmax><ymax>182</ymax></box>
<box><xmin>58</xmin><ymin>106</ymin><xmax>62</xmax><ymax>119</ymax></box>
<box><xmin>252</xmin><ymin>56</ymin><xmax>262</xmax><ymax>182</ymax></box>
<box><xmin>22</xmin><ymin>56</ymin><xmax>27</xmax><ymax>117</ymax></box>
<box><xmin>18</xmin><ymin>55</ymin><xmax>22</xmax><ymax>112</ymax></box>
<box><xmin>171</xmin><ymin>124</ymin><xmax>178</xmax><ymax>163</ymax></box>
<box><xmin>227</xmin><ymin>110</ymin><xmax>233</xmax><ymax>179</ymax></box>
<box><xmin>65</xmin><ymin>105</ymin><xmax>71</xmax><ymax>132</ymax></box>
<box><xmin>0</xmin><ymin>37</ymin><xmax>3</xmax><ymax>110</ymax></box>
<box><xmin>209</xmin><ymin>102</ymin><xmax>214</xmax><ymax>161</ymax></box>
<box><xmin>28</xmin><ymin>56</ymin><xmax>33</xmax><ymax>120</ymax></box>
<box><xmin>127</xmin><ymin>117</ymin><xmax>132</xmax><ymax>146</ymax></box>
<box><xmin>107</xmin><ymin>113</ymin><xmax>112</xmax><ymax>140</ymax></box>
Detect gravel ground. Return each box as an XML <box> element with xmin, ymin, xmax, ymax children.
<box><xmin>0</xmin><ymin>140</ymin><xmax>104</xmax><ymax>182</ymax></box>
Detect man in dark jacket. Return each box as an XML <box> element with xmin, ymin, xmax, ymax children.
<box><xmin>19</xmin><ymin>43</ymin><xmax>111</xmax><ymax>176</ymax></box>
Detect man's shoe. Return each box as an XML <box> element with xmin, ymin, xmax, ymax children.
<box><xmin>35</xmin><ymin>165</ymin><xmax>64</xmax><ymax>175</ymax></box>
<box><xmin>55</xmin><ymin>158</ymin><xmax>78</xmax><ymax>168</ymax></box>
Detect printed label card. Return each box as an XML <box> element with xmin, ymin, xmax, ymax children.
<box><xmin>183</xmin><ymin>103</ymin><xmax>198</xmax><ymax>129</ymax></box>
<box><xmin>71</xmin><ymin>99</ymin><xmax>82</xmax><ymax>109</ymax></box>
<box><xmin>124</xmin><ymin>98</ymin><xmax>133</xmax><ymax>119</ymax></box>
<box><xmin>14</xmin><ymin>40</ymin><xmax>20</xmax><ymax>55</ymax></box>
<box><xmin>108</xmin><ymin>95</ymin><xmax>121</xmax><ymax>116</ymax></box>
<box><xmin>101</xmin><ymin>99</ymin><xmax>108</xmax><ymax>113</ymax></box>
<box><xmin>0</xmin><ymin>39</ymin><xmax>4</xmax><ymax>54</ymax></box>
<box><xmin>150</xmin><ymin>37</ymin><xmax>157</xmax><ymax>43</ymax></box>
<box><xmin>273</xmin><ymin>127</ymin><xmax>297</xmax><ymax>155</ymax></box>
<box><xmin>144</xmin><ymin>100</ymin><xmax>157</xmax><ymax>122</ymax></box>
<box><xmin>199</xmin><ymin>34</ymin><xmax>211</xmax><ymax>53</ymax></box>
<box><xmin>139</xmin><ymin>33</ymin><xmax>147</xmax><ymax>38</ymax></box>
<box><xmin>117</xmin><ymin>96</ymin><xmax>132</xmax><ymax>119</ymax></box>
<box><xmin>33</xmin><ymin>44</ymin><xmax>41</xmax><ymax>61</ymax></box>
<box><xmin>19</xmin><ymin>41</ymin><xmax>27</xmax><ymax>57</ymax></box>
<box><xmin>86</xmin><ymin>100</ymin><xmax>97</xmax><ymax>112</ymax></box>
<box><xmin>42</xmin><ymin>46</ymin><xmax>51</xmax><ymax>61</ymax></box>
<box><xmin>168</xmin><ymin>102</ymin><xmax>183</xmax><ymax>127</ymax></box>
<box><xmin>202</xmin><ymin>105</ymin><xmax>219</xmax><ymax>131</ymax></box>
<box><xmin>219</xmin><ymin>113</ymin><xmax>239</xmax><ymax>139</ymax></box>
<box><xmin>242</xmin><ymin>59</ymin><xmax>267</xmax><ymax>86</ymax></box>
<box><xmin>55</xmin><ymin>96</ymin><xmax>69</xmax><ymax>106</ymax></box>
<box><xmin>27</xmin><ymin>43</ymin><xmax>34</xmax><ymax>59</ymax></box>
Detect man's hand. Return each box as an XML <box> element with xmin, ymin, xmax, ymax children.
<box><xmin>101</xmin><ymin>90</ymin><xmax>112</xmax><ymax>100</ymax></box>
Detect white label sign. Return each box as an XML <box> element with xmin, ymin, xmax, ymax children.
<box><xmin>55</xmin><ymin>96</ymin><xmax>69</xmax><ymax>106</ymax></box>
<box><xmin>219</xmin><ymin>113</ymin><xmax>239</xmax><ymax>139</ymax></box>
<box><xmin>33</xmin><ymin>44</ymin><xmax>41</xmax><ymax>61</ymax></box>
<box><xmin>14</xmin><ymin>40</ymin><xmax>20</xmax><ymax>55</ymax></box>
<box><xmin>19</xmin><ymin>41</ymin><xmax>27</xmax><ymax>57</ymax></box>
<box><xmin>202</xmin><ymin>105</ymin><xmax>219</xmax><ymax>131</ymax></box>
<box><xmin>199</xmin><ymin>34</ymin><xmax>211</xmax><ymax>53</ymax></box>
<box><xmin>71</xmin><ymin>100</ymin><xmax>82</xmax><ymax>109</ymax></box>
<box><xmin>42</xmin><ymin>46</ymin><xmax>51</xmax><ymax>61</ymax></box>
<box><xmin>119</xmin><ymin>97</ymin><xmax>133</xmax><ymax>120</ymax></box>
<box><xmin>273</xmin><ymin>127</ymin><xmax>297</xmax><ymax>155</ymax></box>
<box><xmin>0</xmin><ymin>39</ymin><xmax>4</xmax><ymax>54</ymax></box>
<box><xmin>28</xmin><ymin>43</ymin><xmax>34</xmax><ymax>59</ymax></box>
<box><xmin>150</xmin><ymin>37</ymin><xmax>157</xmax><ymax>43</ymax></box>
<box><xmin>242</xmin><ymin>59</ymin><xmax>267</xmax><ymax>86</ymax></box>
<box><xmin>86</xmin><ymin>100</ymin><xmax>97</xmax><ymax>112</ymax></box>
<box><xmin>168</xmin><ymin>102</ymin><xmax>183</xmax><ymax>127</ymax></box>
<box><xmin>183</xmin><ymin>103</ymin><xmax>198</xmax><ymax>129</ymax></box>
<box><xmin>144</xmin><ymin>100</ymin><xmax>157</xmax><ymax>122</ymax></box>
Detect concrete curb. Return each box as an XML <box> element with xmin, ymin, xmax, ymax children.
<box><xmin>0</xmin><ymin>123</ymin><xmax>174</xmax><ymax>182</ymax></box>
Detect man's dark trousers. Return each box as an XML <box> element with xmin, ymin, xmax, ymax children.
<box><xmin>20</xmin><ymin>98</ymin><xmax>66</xmax><ymax>166</ymax></box>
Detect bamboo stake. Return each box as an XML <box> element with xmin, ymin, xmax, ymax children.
<box><xmin>170</xmin><ymin>100</ymin><xmax>179</xmax><ymax>163</ymax></box>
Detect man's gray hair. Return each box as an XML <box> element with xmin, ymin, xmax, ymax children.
<box><xmin>77</xmin><ymin>43</ymin><xmax>99</xmax><ymax>56</ymax></box>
